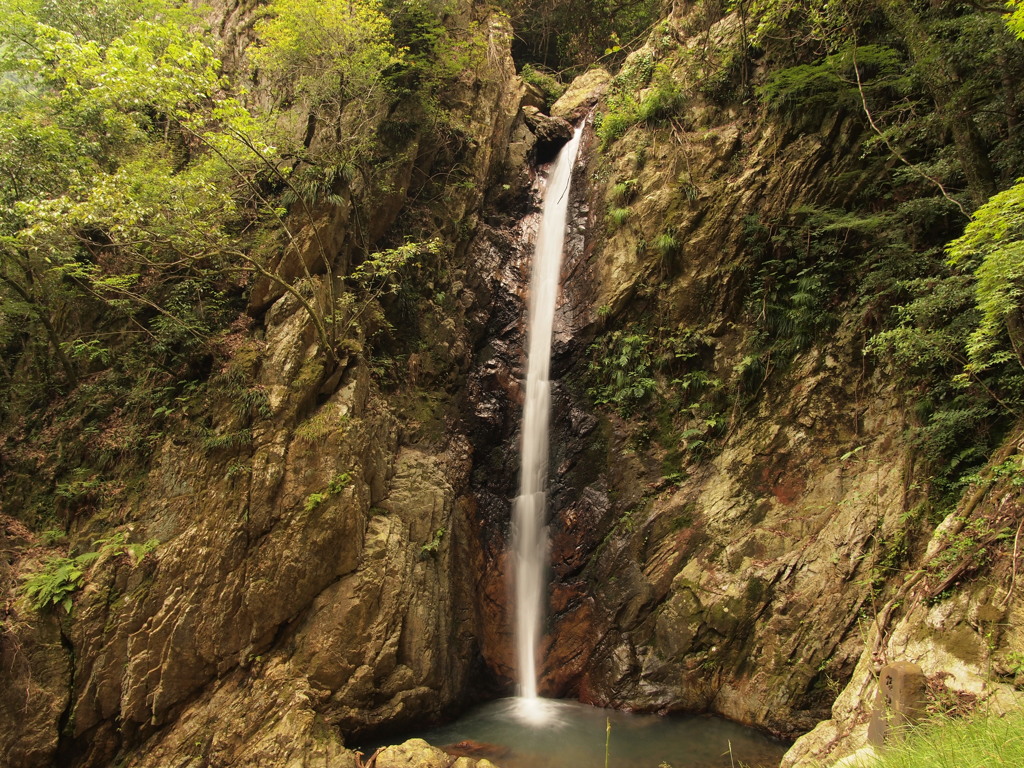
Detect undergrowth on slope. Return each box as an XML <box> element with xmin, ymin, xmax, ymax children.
<box><xmin>864</xmin><ymin>709</ymin><xmax>1024</xmax><ymax>768</ymax></box>
<box><xmin>585</xmin><ymin>325</ymin><xmax>726</xmax><ymax>476</ymax></box>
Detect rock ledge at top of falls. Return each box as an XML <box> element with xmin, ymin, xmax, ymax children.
<box><xmin>550</xmin><ymin>68</ymin><xmax>612</xmax><ymax>122</ymax></box>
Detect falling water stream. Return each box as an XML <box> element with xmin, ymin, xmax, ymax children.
<box><xmin>512</xmin><ymin>122</ymin><xmax>584</xmax><ymax>712</ymax></box>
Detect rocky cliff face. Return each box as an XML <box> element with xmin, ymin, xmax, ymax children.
<box><xmin>470</xmin><ymin>65</ymin><xmax>918</xmax><ymax>736</ymax></box>
<box><xmin>470</xmin><ymin>2</ymin><xmax>1024</xmax><ymax>761</ymax></box>
<box><xmin>3</xmin><ymin>2</ymin><xmax>1024</xmax><ymax>767</ymax></box>
<box><xmin>0</xmin><ymin>4</ymin><xmax>532</xmax><ymax>765</ymax></box>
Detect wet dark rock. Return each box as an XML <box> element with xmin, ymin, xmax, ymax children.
<box><xmin>522</xmin><ymin>106</ymin><xmax>574</xmax><ymax>163</ymax></box>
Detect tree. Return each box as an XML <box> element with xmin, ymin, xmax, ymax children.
<box><xmin>496</xmin><ymin>0</ymin><xmax>659</xmax><ymax>68</ymax></box>
<box><xmin>1008</xmin><ymin>0</ymin><xmax>1024</xmax><ymax>38</ymax></box>
<box><xmin>948</xmin><ymin>181</ymin><xmax>1024</xmax><ymax>372</ymax></box>
<box><xmin>943</xmin><ymin>0</ymin><xmax>1024</xmax><ymax>375</ymax></box>
<box><xmin>0</xmin><ymin>0</ymin><xmax>308</xmax><ymax>409</ymax></box>
<box><xmin>875</xmin><ymin>0</ymin><xmax>997</xmax><ymax>206</ymax></box>
<box><xmin>251</xmin><ymin>0</ymin><xmax>404</xmax><ymax>147</ymax></box>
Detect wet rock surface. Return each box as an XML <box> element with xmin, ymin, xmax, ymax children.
<box><xmin>465</xmin><ymin>103</ymin><xmax>605</xmax><ymax>692</ymax></box>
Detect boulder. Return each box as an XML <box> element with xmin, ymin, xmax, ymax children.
<box><xmin>550</xmin><ymin>68</ymin><xmax>612</xmax><ymax>121</ymax></box>
<box><xmin>374</xmin><ymin>739</ymin><xmax>449</xmax><ymax>768</ymax></box>
<box><xmin>522</xmin><ymin>106</ymin><xmax>573</xmax><ymax>162</ymax></box>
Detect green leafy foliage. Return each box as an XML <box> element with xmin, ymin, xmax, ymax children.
<box><xmin>870</xmin><ymin>5</ymin><xmax>1024</xmax><ymax>502</ymax></box>
<box><xmin>653</xmin><ymin>229</ymin><xmax>680</xmax><ymax>265</ymax></box>
<box><xmin>737</xmin><ymin>0</ymin><xmax>850</xmax><ymax>55</ymax></box>
<box><xmin>383</xmin><ymin>0</ymin><xmax>487</xmax><ymax>107</ymax></box>
<box><xmin>252</xmin><ymin>0</ymin><xmax>403</xmax><ymax>120</ymax></box>
<box><xmin>757</xmin><ymin>44</ymin><xmax>910</xmax><ymax>117</ymax></box>
<box><xmin>22</xmin><ymin>531</ymin><xmax>158</xmax><ymax>612</ymax></box>
<box><xmin>519</xmin><ymin>63</ymin><xmax>565</xmax><ymax>108</ymax></box>
<box><xmin>1011</xmin><ymin>0</ymin><xmax>1024</xmax><ymax>40</ymax></box>
<box><xmin>596</xmin><ymin>60</ymin><xmax>684</xmax><ymax>148</ymax></box>
<box><xmin>610</xmin><ymin>179</ymin><xmax>638</xmax><ymax>205</ymax></box>
<box><xmin>302</xmin><ymin>471</ymin><xmax>353</xmax><ymax>512</ymax></box>
<box><xmin>0</xmin><ymin>0</ymin><xmax>274</xmax><ymax>397</ymax></box>
<box><xmin>948</xmin><ymin>180</ymin><xmax>1024</xmax><ymax>374</ymax></box>
<box><xmin>336</xmin><ymin>238</ymin><xmax>443</xmax><ymax>347</ymax></box>
<box><xmin>606</xmin><ymin>207</ymin><xmax>630</xmax><ymax>230</ymax></box>
<box><xmin>303</xmin><ymin>492</ymin><xmax>328</xmax><ymax>513</ymax></box>
<box><xmin>327</xmin><ymin>471</ymin><xmax>352</xmax><ymax>494</ymax></box>
<box><xmin>585</xmin><ymin>322</ymin><xmax>725</xmax><ymax>473</ymax></box>
<box><xmin>741</xmin><ymin>208</ymin><xmax>857</xmax><ymax>362</ymax></box>
<box><xmin>0</xmin><ymin>0</ymin><xmax>353</xmax><ymax>531</ymax></box>
<box><xmin>865</xmin><ymin>263</ymin><xmax>1023</xmax><ymax>505</ymax></box>
<box><xmin>420</xmin><ymin>526</ymin><xmax>445</xmax><ymax>558</ymax></box>
<box><xmin>933</xmin><ymin>2</ymin><xmax>1024</xmax><ymax>378</ymax></box>
<box><xmin>497</xmin><ymin>0</ymin><xmax>659</xmax><ymax>69</ymax></box>
<box><xmin>587</xmin><ymin>330</ymin><xmax>658</xmax><ymax>414</ymax></box>
<box><xmin>22</xmin><ymin>554</ymin><xmax>93</xmax><ymax>612</ymax></box>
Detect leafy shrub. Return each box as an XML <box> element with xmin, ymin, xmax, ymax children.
<box><xmin>654</xmin><ymin>230</ymin><xmax>680</xmax><ymax>260</ymax></box>
<box><xmin>947</xmin><ymin>179</ymin><xmax>1024</xmax><ymax>374</ymax></box>
<box><xmin>757</xmin><ymin>44</ymin><xmax>909</xmax><ymax>117</ymax></box>
<box><xmin>596</xmin><ymin>61</ymin><xmax>684</xmax><ymax>148</ymax></box>
<box><xmin>327</xmin><ymin>471</ymin><xmax>352</xmax><ymax>494</ymax></box>
<box><xmin>303</xmin><ymin>492</ymin><xmax>328</xmax><ymax>512</ymax></box>
<box><xmin>420</xmin><ymin>526</ymin><xmax>445</xmax><ymax>558</ymax></box>
<box><xmin>520</xmin><ymin>63</ymin><xmax>565</xmax><ymax>108</ymax></box>
<box><xmin>587</xmin><ymin>330</ymin><xmax>657</xmax><ymax>414</ymax></box>
<box><xmin>253</xmin><ymin>0</ymin><xmax>404</xmax><ymax>118</ymax></box>
<box><xmin>636</xmin><ymin>74</ymin><xmax>685</xmax><ymax>124</ymax></box>
<box><xmin>596</xmin><ymin>101</ymin><xmax>640</xmax><ymax>147</ymax></box>
<box><xmin>22</xmin><ymin>554</ymin><xmax>96</xmax><ymax>612</ymax></box>
<box><xmin>295</xmin><ymin>409</ymin><xmax>349</xmax><ymax>443</ymax></box>
<box><xmin>742</xmin><ymin>210</ymin><xmax>847</xmax><ymax>358</ymax></box>
<box><xmin>611</xmin><ymin>178</ymin><xmax>638</xmax><ymax>205</ymax></box>
<box><xmin>303</xmin><ymin>470</ymin><xmax>353</xmax><ymax>511</ymax></box>
<box><xmin>868</xmin><ymin>269</ymin><xmax>1022</xmax><ymax>506</ymax></box>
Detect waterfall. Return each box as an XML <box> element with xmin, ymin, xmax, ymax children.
<box><xmin>512</xmin><ymin>122</ymin><xmax>584</xmax><ymax>716</ymax></box>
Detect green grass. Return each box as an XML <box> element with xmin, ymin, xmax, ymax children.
<box><xmin>869</xmin><ymin>710</ymin><xmax>1024</xmax><ymax>768</ymax></box>
<box><xmin>607</xmin><ymin>206</ymin><xmax>630</xmax><ymax>230</ymax></box>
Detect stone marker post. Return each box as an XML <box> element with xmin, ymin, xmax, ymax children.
<box><xmin>867</xmin><ymin>661</ymin><xmax>927</xmax><ymax>746</ymax></box>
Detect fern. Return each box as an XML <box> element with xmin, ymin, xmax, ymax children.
<box><xmin>607</xmin><ymin>207</ymin><xmax>630</xmax><ymax>229</ymax></box>
<box><xmin>20</xmin><ymin>532</ymin><xmax>158</xmax><ymax>612</ymax></box>
<box><xmin>22</xmin><ymin>556</ymin><xmax>87</xmax><ymax>612</ymax></box>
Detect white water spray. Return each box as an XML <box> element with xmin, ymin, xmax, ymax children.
<box><xmin>512</xmin><ymin>123</ymin><xmax>584</xmax><ymax>717</ymax></box>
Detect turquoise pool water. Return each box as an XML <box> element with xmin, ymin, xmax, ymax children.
<box><xmin>374</xmin><ymin>697</ymin><xmax>789</xmax><ymax>768</ymax></box>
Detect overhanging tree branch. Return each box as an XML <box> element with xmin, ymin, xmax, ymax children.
<box><xmin>851</xmin><ymin>43</ymin><xmax>970</xmax><ymax>220</ymax></box>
